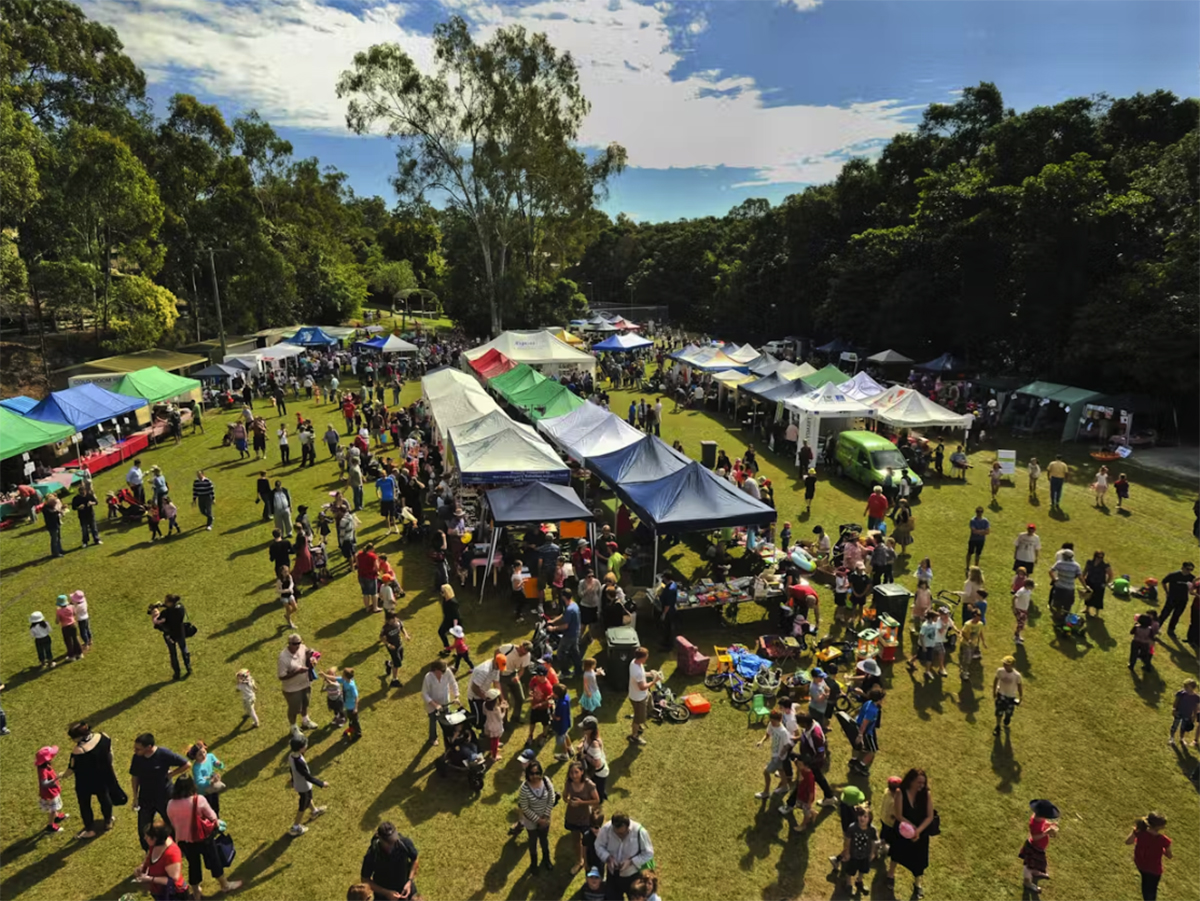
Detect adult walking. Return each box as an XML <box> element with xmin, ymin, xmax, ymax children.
<box><xmin>550</xmin><ymin>588</ymin><xmax>584</xmax><ymax>678</ymax></box>
<box><xmin>127</xmin><ymin>459</ymin><xmax>146</xmax><ymax>504</ymax></box>
<box><xmin>966</xmin><ymin>506</ymin><xmax>990</xmax><ymax>573</ymax></box>
<box><xmin>1048</xmin><ymin>550</ymin><xmax>1086</xmax><ymax>618</ymax></box>
<box><xmin>1082</xmin><ymin>550</ymin><xmax>1113</xmax><ymax>618</ymax></box>
<box><xmin>576</xmin><ymin>716</ymin><xmax>609</xmax><ymax>802</ymax></box>
<box><xmin>1013</xmin><ymin>523</ymin><xmax>1040</xmax><ymax>574</ymax></box>
<box><xmin>255</xmin><ymin>471</ymin><xmax>273</xmax><ymax>520</ymax></box>
<box><xmin>323</xmin><ymin>424</ymin><xmax>340</xmax><ymax>458</ymax></box>
<box><xmin>421</xmin><ymin>659</ymin><xmax>460</xmax><ymax>746</ymax></box>
<box><xmin>153</xmin><ymin>595</ymin><xmax>192</xmax><ymax>680</ymax></box>
<box><xmin>1045</xmin><ymin>455</ymin><xmax>1069</xmax><ymax>509</ymax></box>
<box><xmin>66</xmin><ymin>720</ymin><xmax>119</xmax><ymax>838</ymax></box>
<box><xmin>150</xmin><ymin>465</ymin><xmax>169</xmax><ymax>513</ymax></box>
<box><xmin>360</xmin><ymin>822</ymin><xmax>420</xmax><ymax>901</ymax></box>
<box><xmin>993</xmin><ymin>655</ymin><xmax>1024</xmax><ymax>736</ymax></box>
<box><xmin>43</xmin><ymin>493</ymin><xmax>65</xmax><ymax>558</ymax></box>
<box><xmin>72</xmin><ymin>485</ymin><xmax>102</xmax><ymax>547</ymax></box>
<box><xmin>657</xmin><ymin>573</ymin><xmax>679</xmax><ymax>651</ymax></box>
<box><xmin>517</xmin><ymin>760</ymin><xmax>557</xmax><ymax>873</ymax></box>
<box><xmin>278</xmin><ymin>633</ymin><xmax>319</xmax><ymax>731</ymax></box>
<box><xmin>781</xmin><ymin>712</ymin><xmax>837</xmax><ymax>818</ymax></box>
<box><xmin>191</xmin><ymin>471</ymin><xmax>215</xmax><ymax>531</ymax></box>
<box><xmin>166</xmin><ymin>774</ymin><xmax>242</xmax><ymax>897</ymax></box>
<box><xmin>436</xmin><ymin>585</ymin><xmax>462</xmax><ymax>654</ymax></box>
<box><xmin>468</xmin><ymin>654</ymin><xmax>503</xmax><ymax>729</ymax></box>
<box><xmin>1160</xmin><ymin>562</ymin><xmax>1195</xmax><ymax>638</ymax></box>
<box><xmin>272</xmin><ymin>480</ymin><xmax>293</xmax><ymax>538</ymax></box>
<box><xmin>129</xmin><ymin>733</ymin><xmax>189</xmax><ymax>851</ymax></box>
<box><xmin>595</xmin><ymin>813</ymin><xmax>655</xmax><ymax>900</ymax></box>
<box><xmin>887</xmin><ymin>768</ymin><xmax>935</xmax><ymax>899</ymax></box>
<box><xmin>627</xmin><ymin>647</ymin><xmax>658</xmax><ymax>747</ymax></box>
<box><xmin>563</xmin><ymin>761</ymin><xmax>601</xmax><ymax>876</ymax></box>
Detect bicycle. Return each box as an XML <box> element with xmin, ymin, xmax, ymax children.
<box><xmin>703</xmin><ymin>668</ymin><xmax>755</xmax><ymax>708</ymax></box>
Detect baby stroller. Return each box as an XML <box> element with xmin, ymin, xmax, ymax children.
<box><xmin>116</xmin><ymin>487</ymin><xmax>147</xmax><ymax>521</ymax></box>
<box><xmin>1053</xmin><ymin>611</ymin><xmax>1087</xmax><ymax>640</ymax></box>
<box><xmin>310</xmin><ymin>542</ymin><xmax>331</xmax><ymax>583</ymax></box>
<box><xmin>434</xmin><ymin>709</ymin><xmax>487</xmax><ymax>793</ymax></box>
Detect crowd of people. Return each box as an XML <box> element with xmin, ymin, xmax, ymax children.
<box><xmin>7</xmin><ymin>326</ymin><xmax>1198</xmax><ymax>901</ymax></box>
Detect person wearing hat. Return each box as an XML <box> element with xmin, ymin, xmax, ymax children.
<box><xmin>360</xmin><ymin>821</ymin><xmax>420</xmax><ymax>901</ymax></box>
<box><xmin>1014</xmin><ymin>523</ymin><xmax>1041</xmax><ymax>574</ymax></box>
<box><xmin>807</xmin><ymin>667</ymin><xmax>830</xmax><ymax>725</ymax></box>
<box><xmin>1019</xmin><ymin>800</ymin><xmax>1060</xmax><ymax>893</ymax></box>
<box><xmin>469</xmin><ymin>653</ymin><xmax>504</xmax><ymax>730</ymax></box>
<box><xmin>993</xmin><ymin>655</ymin><xmax>1024</xmax><ymax>736</ymax></box>
<box><xmin>35</xmin><ymin>744</ymin><xmax>69</xmax><ymax>833</ymax></box>
<box><xmin>576</xmin><ymin>864</ymin><xmax>607</xmax><ymax>901</ymax></box>
<box><xmin>482</xmin><ymin>687</ymin><xmax>508</xmax><ymax>761</ymax></box>
<box><xmin>827</xmin><ymin>785</ymin><xmax>866</xmax><ymax>874</ymax></box>
<box><xmin>55</xmin><ymin>594</ymin><xmax>83</xmax><ymax>662</ymax></box>
<box><xmin>447</xmin><ymin>625</ymin><xmax>474</xmax><ymax>675</ymax></box>
<box><xmin>29</xmin><ymin>610</ymin><xmax>55</xmax><ymax>668</ymax></box>
<box><xmin>1048</xmin><ymin>550</ymin><xmax>1086</xmax><ymax>616</ymax></box>
<box><xmin>847</xmin><ymin>657</ymin><xmax>883</xmax><ymax>700</ymax></box>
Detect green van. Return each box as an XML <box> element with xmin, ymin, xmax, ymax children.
<box><xmin>833</xmin><ymin>430</ymin><xmax>924</xmax><ymax>496</ymax></box>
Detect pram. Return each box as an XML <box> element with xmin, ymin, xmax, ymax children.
<box><xmin>115</xmin><ymin>487</ymin><xmax>147</xmax><ymax>521</ymax></box>
<box><xmin>434</xmin><ymin>709</ymin><xmax>487</xmax><ymax>793</ymax></box>
<box><xmin>1053</xmin><ymin>611</ymin><xmax>1087</xmax><ymax>640</ymax></box>
<box><xmin>310</xmin><ymin>542</ymin><xmax>331</xmax><ymax>582</ymax></box>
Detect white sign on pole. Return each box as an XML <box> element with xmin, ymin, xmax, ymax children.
<box><xmin>997</xmin><ymin>449</ymin><xmax>1017</xmax><ymax>476</ymax></box>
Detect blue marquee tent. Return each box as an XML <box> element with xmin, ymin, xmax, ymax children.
<box><xmin>25</xmin><ymin>383</ymin><xmax>147</xmax><ymax>432</ymax></box>
<box><xmin>0</xmin><ymin>395</ymin><xmax>38</xmax><ymax>413</ymax></box>
<box><xmin>620</xmin><ymin>462</ymin><xmax>777</xmax><ymax>534</ymax></box>
<box><xmin>593</xmin><ymin>333</ymin><xmax>652</xmax><ymax>352</ymax></box>
<box><xmin>588</xmin><ymin>435</ymin><xmax>689</xmax><ymax>487</ymax></box>
<box><xmin>915</xmin><ymin>352</ymin><xmax>969</xmax><ymax>373</ymax></box>
<box><xmin>486</xmin><ymin>482</ymin><xmax>595</xmax><ymax>526</ymax></box>
<box><xmin>286</xmin><ymin>326</ymin><xmax>339</xmax><ymax>347</ymax></box>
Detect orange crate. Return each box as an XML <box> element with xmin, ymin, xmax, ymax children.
<box><xmin>682</xmin><ymin>694</ymin><xmax>711</xmax><ymax>714</ymax></box>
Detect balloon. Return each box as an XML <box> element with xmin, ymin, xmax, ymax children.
<box><xmin>899</xmin><ymin>822</ymin><xmax>916</xmax><ymax>839</ymax></box>
<box><xmin>460</xmin><ymin>531</ymin><xmax>473</xmax><ymax>544</ymax></box>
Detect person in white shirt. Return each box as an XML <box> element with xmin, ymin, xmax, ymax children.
<box><xmin>1013</xmin><ymin>523</ymin><xmax>1041</xmax><ymax>574</ymax></box>
<box><xmin>278</xmin><ymin>633</ymin><xmax>317</xmax><ymax>729</ymax></box>
<box><xmin>468</xmin><ymin>654</ymin><xmax>503</xmax><ymax>728</ymax></box>
<box><xmin>1012</xmin><ymin>579</ymin><xmax>1033</xmax><ymax>644</ymax></box>
<box><xmin>755</xmin><ymin>709</ymin><xmax>793</xmax><ymax>798</ymax></box>
<box><xmin>126</xmin><ymin>460</ymin><xmax>145</xmax><ymax>504</ymax></box>
<box><xmin>992</xmin><ymin>655</ymin><xmax>1024</xmax><ymax>736</ymax></box>
<box><xmin>421</xmin><ymin>659</ymin><xmax>460</xmax><ymax>746</ymax></box>
<box><xmin>742</xmin><ymin>477</ymin><xmax>761</xmax><ymax>501</ymax></box>
<box><xmin>497</xmin><ymin>640</ymin><xmax>533</xmax><ymax>726</ymax></box>
<box><xmin>595</xmin><ymin>813</ymin><xmax>655</xmax><ymax>897</ymax></box>
<box><xmin>627</xmin><ymin>648</ymin><xmax>658</xmax><ymax>746</ymax></box>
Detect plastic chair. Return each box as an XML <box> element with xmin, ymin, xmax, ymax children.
<box><xmin>748</xmin><ymin>693</ymin><xmax>770</xmax><ymax>726</ymax></box>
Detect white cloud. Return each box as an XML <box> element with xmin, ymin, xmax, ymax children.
<box><xmin>82</xmin><ymin>0</ymin><xmax>915</xmax><ymax>185</ymax></box>
<box><xmin>779</xmin><ymin>0</ymin><xmax>823</xmax><ymax>10</ymax></box>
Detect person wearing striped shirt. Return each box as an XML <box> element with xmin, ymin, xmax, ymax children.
<box><xmin>191</xmin><ymin>471</ymin><xmax>215</xmax><ymax>531</ymax></box>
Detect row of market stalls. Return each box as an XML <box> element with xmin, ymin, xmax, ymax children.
<box><xmin>1</xmin><ymin>367</ymin><xmax>202</xmax><ymax>475</ymax></box>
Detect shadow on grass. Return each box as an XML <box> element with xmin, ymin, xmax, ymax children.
<box><xmin>991</xmin><ymin>729</ymin><xmax>1022</xmax><ymax>793</ymax></box>
<box><xmin>1130</xmin><ymin>665</ymin><xmax>1167</xmax><ymax>709</ymax></box>
<box><xmin>228</xmin><ymin>540</ymin><xmax>270</xmax><ymax>562</ymax></box>
<box><xmin>1085</xmin><ymin>615</ymin><xmax>1117</xmax><ymax>651</ymax></box>
<box><xmin>739</xmin><ymin>803</ymin><xmax>785</xmax><ymax>872</ymax></box>
<box><xmin>223</xmin><ymin>734</ymin><xmax>290</xmax><ymax>789</ymax></box>
<box><xmin>85</xmin><ymin>679</ymin><xmax>173</xmax><ymax>728</ymax></box>
<box><xmin>314</xmin><ymin>606</ymin><xmax>375</xmax><ymax>640</ymax></box>
<box><xmin>955</xmin><ymin>680</ymin><xmax>981</xmax><ymax>724</ymax></box>
<box><xmin>466</xmin><ymin>837</ymin><xmax>543</xmax><ymax>900</ymax></box>
<box><xmin>226</xmin><ymin>834</ymin><xmax>294</xmax><ymax>890</ymax></box>
<box><xmin>0</xmin><ymin>831</ymin><xmax>90</xmax><ymax>897</ymax></box>
<box><xmin>225</xmin><ymin>626</ymin><xmax>289</xmax><ymax>664</ymax></box>
<box><xmin>207</xmin><ymin>601</ymin><xmax>280</xmax><ymax>640</ymax></box>
<box><xmin>221</xmin><ymin>520</ymin><xmax>263</xmax><ymax>536</ymax></box>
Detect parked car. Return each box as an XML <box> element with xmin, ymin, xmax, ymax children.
<box><xmin>833</xmin><ymin>430</ymin><xmax>923</xmax><ymax>497</ymax></box>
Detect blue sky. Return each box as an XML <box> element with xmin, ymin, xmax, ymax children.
<box><xmin>88</xmin><ymin>0</ymin><xmax>1198</xmax><ymax>222</ymax></box>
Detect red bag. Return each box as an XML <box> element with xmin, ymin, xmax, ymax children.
<box><xmin>192</xmin><ymin>795</ymin><xmax>216</xmax><ymax>841</ymax></box>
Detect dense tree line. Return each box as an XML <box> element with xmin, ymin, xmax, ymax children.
<box><xmin>0</xmin><ymin>0</ymin><xmax>438</xmax><ymax>353</ymax></box>
<box><xmin>567</xmin><ymin>84</ymin><xmax>1198</xmax><ymax>397</ymax></box>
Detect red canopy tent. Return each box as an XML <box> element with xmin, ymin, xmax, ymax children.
<box><xmin>469</xmin><ymin>348</ymin><xmax>517</xmax><ymax>380</ymax></box>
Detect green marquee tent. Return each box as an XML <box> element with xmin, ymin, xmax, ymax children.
<box><xmin>111</xmin><ymin>366</ymin><xmax>202</xmax><ymax>404</ymax></box>
<box><xmin>803</xmin><ymin>364</ymin><xmax>852</xmax><ymax>389</ymax></box>
<box><xmin>507</xmin><ymin>380</ymin><xmax>586</xmax><ymax>422</ymax></box>
<box><xmin>0</xmin><ymin>406</ymin><xmax>74</xmax><ymax>461</ymax></box>
<box><xmin>489</xmin><ymin>363</ymin><xmax>545</xmax><ymax>401</ymax></box>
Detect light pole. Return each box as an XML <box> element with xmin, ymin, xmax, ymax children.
<box><xmin>586</xmin><ymin>281</ymin><xmax>593</xmax><ymax>307</ymax></box>
<box><xmin>200</xmin><ymin>246</ymin><xmax>227</xmax><ymax>358</ymax></box>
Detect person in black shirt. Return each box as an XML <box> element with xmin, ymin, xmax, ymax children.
<box><xmin>1161</xmin><ymin>563</ymin><xmax>1195</xmax><ymax>636</ymax></box>
<box><xmin>361</xmin><ymin>821</ymin><xmax>420</xmax><ymax>900</ymax></box>
<box><xmin>129</xmin><ymin>732</ymin><xmax>188</xmax><ymax>850</ymax></box>
<box><xmin>269</xmin><ymin>530</ymin><xmax>292</xmax><ymax>578</ymax></box>
<box><xmin>658</xmin><ymin>575</ymin><xmax>679</xmax><ymax>650</ymax></box>
<box><xmin>152</xmin><ymin>594</ymin><xmax>192</xmax><ymax>679</ymax></box>
<box><xmin>72</xmin><ymin>485</ymin><xmax>102</xmax><ymax>547</ymax></box>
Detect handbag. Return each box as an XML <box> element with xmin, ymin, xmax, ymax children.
<box><xmin>926</xmin><ymin>809</ymin><xmax>942</xmax><ymax>837</ymax></box>
<box><xmin>636</xmin><ymin>825</ymin><xmax>657</xmax><ymax>873</ymax></box>
<box><xmin>191</xmin><ymin>795</ymin><xmax>216</xmax><ymax>841</ymax></box>
<box><xmin>109</xmin><ymin>773</ymin><xmax>129</xmax><ymax>807</ymax></box>
<box><xmin>213</xmin><ymin>831</ymin><xmax>236</xmax><ymax>868</ymax></box>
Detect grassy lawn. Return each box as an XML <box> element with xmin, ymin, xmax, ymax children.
<box><xmin>1</xmin><ymin>378</ymin><xmax>1196</xmax><ymax>901</ymax></box>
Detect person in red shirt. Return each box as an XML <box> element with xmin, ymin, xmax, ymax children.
<box><xmin>1127</xmin><ymin>812</ymin><xmax>1172</xmax><ymax>901</ymax></box>
<box><xmin>1019</xmin><ymin>799</ymin><xmax>1059</xmax><ymax>893</ymax></box>
<box><xmin>35</xmin><ymin>745</ymin><xmax>68</xmax><ymax>833</ymax></box>
<box><xmin>864</xmin><ymin>487</ymin><xmax>889</xmax><ymax>531</ymax></box>
<box><xmin>527</xmin><ymin>664</ymin><xmax>554</xmax><ymax>746</ymax></box>
<box><xmin>787</xmin><ymin>579</ymin><xmax>821</xmax><ymax>628</ymax></box>
<box><xmin>342</xmin><ymin>399</ymin><xmax>357</xmax><ymax>436</ymax></box>
<box><xmin>134</xmin><ymin>824</ymin><xmax>186</xmax><ymax>899</ymax></box>
<box><xmin>356</xmin><ymin>543</ymin><xmax>380</xmax><ymax>612</ymax></box>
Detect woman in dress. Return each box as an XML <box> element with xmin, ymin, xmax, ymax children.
<box><xmin>887</xmin><ymin>767</ymin><xmax>935</xmax><ymax>898</ymax></box>
<box><xmin>893</xmin><ymin>500</ymin><xmax>915</xmax><ymax>557</ymax></box>
<box><xmin>1092</xmin><ymin>465</ymin><xmax>1109</xmax><ymax>507</ymax></box>
<box><xmin>292</xmin><ymin>530</ymin><xmax>314</xmax><ymax>587</ymax></box>
<box><xmin>66</xmin><ymin>720</ymin><xmax>118</xmax><ymax>838</ymax></box>
<box><xmin>1081</xmin><ymin>550</ymin><xmax>1112</xmax><ymax>618</ymax></box>
<box><xmin>562</xmin><ymin>761</ymin><xmax>600</xmax><ymax>875</ymax></box>
<box><xmin>1019</xmin><ymin>799</ymin><xmax>1059</xmax><ymax>894</ymax></box>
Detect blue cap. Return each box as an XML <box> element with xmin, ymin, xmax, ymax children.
<box><xmin>812</xmin><ymin>667</ymin><xmax>826</xmax><ymax>678</ymax></box>
<box><xmin>587</xmin><ymin>867</ymin><xmax>602</xmax><ymax>879</ymax></box>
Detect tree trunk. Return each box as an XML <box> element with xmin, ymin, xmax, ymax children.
<box><xmin>102</xmin><ymin>224</ymin><xmax>112</xmax><ymax>331</ymax></box>
<box><xmin>30</xmin><ymin>283</ymin><xmax>50</xmax><ymax>384</ymax></box>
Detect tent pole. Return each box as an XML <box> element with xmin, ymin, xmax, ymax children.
<box><xmin>652</xmin><ymin>533</ymin><xmax>659</xmax><ymax>584</ymax></box>
<box><xmin>480</xmin><ymin>526</ymin><xmax>501</xmax><ymax>603</ymax></box>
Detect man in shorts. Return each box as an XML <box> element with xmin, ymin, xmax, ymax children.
<box><xmin>278</xmin><ymin>633</ymin><xmax>318</xmax><ymax>730</ymax></box>
<box><xmin>527</xmin><ymin>663</ymin><xmax>553</xmax><ymax>745</ymax></box>
<box><xmin>375</xmin><ymin>470</ymin><xmax>398</xmax><ymax>535</ymax></box>
<box><xmin>850</xmin><ymin>687</ymin><xmax>884</xmax><ymax>774</ymax></box>
<box><xmin>993</xmin><ymin>655</ymin><xmax>1023</xmax><ymax>736</ymax></box>
<box><xmin>1048</xmin><ymin>549</ymin><xmax>1085</xmax><ymax>615</ymax></box>
<box><xmin>966</xmin><ymin>506</ymin><xmax>990</xmax><ymax>572</ymax></box>
<box><xmin>627</xmin><ymin>647</ymin><xmax>658</xmax><ymax>746</ymax></box>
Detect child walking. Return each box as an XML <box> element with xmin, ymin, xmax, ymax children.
<box><xmin>1019</xmin><ymin>799</ymin><xmax>1059</xmax><ymax>894</ymax></box>
<box><xmin>69</xmin><ymin>590</ymin><xmax>92</xmax><ymax>651</ymax></box>
<box><xmin>803</xmin><ymin>469</ymin><xmax>817</xmax><ymax>513</ymax></box>
<box><xmin>447</xmin><ymin>625</ymin><xmax>475</xmax><ymax>674</ymax></box>
<box><xmin>483</xmin><ymin>688</ymin><xmax>508</xmax><ymax>761</ymax></box>
<box><xmin>106</xmin><ymin>491</ymin><xmax>119</xmax><ymax>519</ymax></box>
<box><xmin>322</xmin><ymin>667</ymin><xmax>360</xmax><ymax>740</ymax></box>
<box><xmin>287</xmin><ymin>734</ymin><xmax>328</xmax><ymax>835</ymax></box>
<box><xmin>322</xmin><ymin>667</ymin><xmax>345</xmax><ymax>727</ymax></box>
<box><xmin>147</xmin><ymin>505</ymin><xmax>163</xmax><ymax>540</ymax></box>
<box><xmin>1126</xmin><ymin>812</ymin><xmax>1172</xmax><ymax>901</ymax></box>
<box><xmin>580</xmin><ymin>658</ymin><xmax>604</xmax><ymax>713</ymax></box>
<box><xmin>840</xmin><ymin>803</ymin><xmax>877</xmax><ymax>895</ymax></box>
<box><xmin>235</xmin><ymin>669</ymin><xmax>260</xmax><ymax>728</ymax></box>
<box><xmin>1114</xmin><ymin>472</ymin><xmax>1130</xmax><ymax>509</ymax></box>
<box><xmin>1013</xmin><ymin>580</ymin><xmax>1033</xmax><ymax>644</ymax></box>
<box><xmin>35</xmin><ymin>745</ymin><xmax>69</xmax><ymax>833</ymax></box>
<box><xmin>755</xmin><ymin>710</ymin><xmax>792</xmax><ymax>799</ymax></box>
<box><xmin>551</xmin><ymin>683</ymin><xmax>573</xmax><ymax>762</ymax></box>
<box><xmin>29</xmin><ymin>612</ymin><xmax>54</xmax><ymax>668</ymax></box>
<box><xmin>162</xmin><ymin>496</ymin><xmax>181</xmax><ymax>535</ymax></box>
<box><xmin>1168</xmin><ymin>678</ymin><xmax>1199</xmax><ymax>748</ymax></box>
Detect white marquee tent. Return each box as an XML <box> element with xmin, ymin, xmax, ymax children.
<box><xmin>874</xmin><ymin>390</ymin><xmax>974</xmax><ymax>431</ymax></box>
<box><xmin>838</xmin><ymin>371</ymin><xmax>887</xmax><ymax>401</ymax></box>
<box><xmin>784</xmin><ymin>382</ymin><xmax>876</xmax><ymax>466</ymax></box>
<box><xmin>538</xmin><ymin>401</ymin><xmax>644</xmax><ymax>463</ymax></box>
<box><xmin>462</xmin><ymin>330</ymin><xmax>595</xmax><ymax>377</ymax></box>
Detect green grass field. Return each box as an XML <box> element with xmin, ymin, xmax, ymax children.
<box><xmin>1</xmin><ymin>378</ymin><xmax>1196</xmax><ymax>901</ymax></box>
